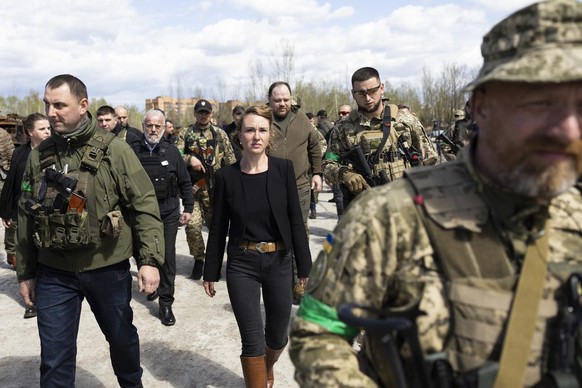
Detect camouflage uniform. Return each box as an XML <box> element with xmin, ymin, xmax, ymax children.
<box><xmin>291</xmin><ymin>1</ymin><xmax>582</xmax><ymax>386</ymax></box>
<box><xmin>394</xmin><ymin>110</ymin><xmax>439</xmax><ymax>166</ymax></box>
<box><xmin>323</xmin><ymin>102</ymin><xmax>413</xmax><ymax>205</ymax></box>
<box><xmin>181</xmin><ymin>124</ymin><xmax>236</xmax><ymax>260</ymax></box>
<box><xmin>290</xmin><ymin>145</ymin><xmax>582</xmax><ymax>387</ymax></box>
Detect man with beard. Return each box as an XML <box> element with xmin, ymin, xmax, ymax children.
<box><xmin>290</xmin><ymin>1</ymin><xmax>582</xmax><ymax>387</ymax></box>
<box><xmin>133</xmin><ymin>110</ymin><xmax>193</xmax><ymax>326</ymax></box>
<box><xmin>323</xmin><ymin>67</ymin><xmax>416</xmax><ymax>208</ymax></box>
<box><xmin>267</xmin><ymin>82</ymin><xmax>322</xmax><ymax>302</ymax></box>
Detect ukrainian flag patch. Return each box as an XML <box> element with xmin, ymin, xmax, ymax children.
<box><xmin>323</xmin><ymin>233</ymin><xmax>334</xmax><ymax>254</ymax></box>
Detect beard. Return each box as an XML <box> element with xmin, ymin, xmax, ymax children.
<box><xmin>273</xmin><ymin>106</ymin><xmax>290</xmax><ymax>120</ymax></box>
<box><xmin>357</xmin><ymin>98</ymin><xmax>382</xmax><ymax>114</ymax></box>
<box><xmin>146</xmin><ymin>133</ymin><xmax>161</xmax><ymax>145</ymax></box>
<box><xmin>495</xmin><ymin>137</ymin><xmax>582</xmax><ymax>200</ymax></box>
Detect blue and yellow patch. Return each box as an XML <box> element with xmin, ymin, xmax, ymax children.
<box><xmin>322</xmin><ymin>233</ymin><xmax>334</xmax><ymax>254</ymax></box>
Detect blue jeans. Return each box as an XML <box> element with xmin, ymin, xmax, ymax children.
<box><xmin>226</xmin><ymin>248</ymin><xmax>293</xmax><ymax>357</ymax></box>
<box><xmin>35</xmin><ymin>260</ymin><xmax>142</xmax><ymax>388</ymax></box>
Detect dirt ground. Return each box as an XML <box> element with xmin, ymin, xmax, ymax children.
<box><xmin>0</xmin><ymin>188</ymin><xmax>339</xmax><ymax>387</ymax></box>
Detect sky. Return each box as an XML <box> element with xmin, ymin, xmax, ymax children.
<box><xmin>0</xmin><ymin>0</ymin><xmax>536</xmax><ymax>109</ymax></box>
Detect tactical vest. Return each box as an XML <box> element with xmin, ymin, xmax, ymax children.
<box><xmin>29</xmin><ymin>131</ymin><xmax>117</xmax><ymax>250</ymax></box>
<box><xmin>184</xmin><ymin>125</ymin><xmax>219</xmax><ymax>168</ymax></box>
<box><xmin>136</xmin><ymin>142</ymin><xmax>178</xmax><ymax>201</ymax></box>
<box><xmin>344</xmin><ymin>104</ymin><xmax>409</xmax><ymax>182</ymax></box>
<box><xmin>404</xmin><ymin>161</ymin><xmax>573</xmax><ymax>386</ymax></box>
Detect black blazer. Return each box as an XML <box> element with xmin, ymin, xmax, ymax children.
<box><xmin>204</xmin><ymin>156</ymin><xmax>312</xmax><ymax>281</ymax></box>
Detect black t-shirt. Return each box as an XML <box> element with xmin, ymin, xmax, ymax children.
<box><xmin>241</xmin><ymin>170</ymin><xmax>282</xmax><ymax>242</ymax></box>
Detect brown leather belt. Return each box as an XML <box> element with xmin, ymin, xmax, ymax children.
<box><xmin>240</xmin><ymin>240</ymin><xmax>285</xmax><ymax>253</ymax></box>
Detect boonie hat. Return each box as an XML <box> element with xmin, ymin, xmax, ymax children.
<box><xmin>465</xmin><ymin>0</ymin><xmax>582</xmax><ymax>91</ymax></box>
<box><xmin>194</xmin><ymin>99</ymin><xmax>212</xmax><ymax>113</ymax></box>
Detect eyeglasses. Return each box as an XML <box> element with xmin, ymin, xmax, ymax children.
<box><xmin>145</xmin><ymin>124</ymin><xmax>164</xmax><ymax>130</ymax></box>
<box><xmin>352</xmin><ymin>84</ymin><xmax>382</xmax><ymax>97</ymax></box>
<box><xmin>338</xmin><ymin>111</ymin><xmax>350</xmax><ymax>116</ymax></box>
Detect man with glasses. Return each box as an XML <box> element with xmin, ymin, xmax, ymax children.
<box><xmin>181</xmin><ymin>99</ymin><xmax>236</xmax><ymax>280</ymax></box>
<box><xmin>322</xmin><ymin>67</ymin><xmax>415</xmax><ymax>207</ymax></box>
<box><xmin>132</xmin><ymin>110</ymin><xmax>193</xmax><ymax>326</ymax></box>
<box><xmin>337</xmin><ymin>105</ymin><xmax>352</xmax><ymax>122</ymax></box>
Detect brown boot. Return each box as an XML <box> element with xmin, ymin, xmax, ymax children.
<box><xmin>265</xmin><ymin>345</ymin><xmax>286</xmax><ymax>388</ymax></box>
<box><xmin>6</xmin><ymin>254</ymin><xmax>16</xmax><ymax>270</ymax></box>
<box><xmin>240</xmin><ymin>355</ymin><xmax>267</xmax><ymax>388</ymax></box>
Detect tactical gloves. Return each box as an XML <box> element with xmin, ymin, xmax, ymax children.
<box><xmin>342</xmin><ymin>170</ymin><xmax>369</xmax><ymax>193</ymax></box>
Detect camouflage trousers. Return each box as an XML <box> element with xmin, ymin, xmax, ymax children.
<box><xmin>185</xmin><ymin>189</ymin><xmax>212</xmax><ymax>260</ymax></box>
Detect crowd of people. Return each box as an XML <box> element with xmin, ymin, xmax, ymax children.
<box><xmin>1</xmin><ymin>0</ymin><xmax>582</xmax><ymax>386</ymax></box>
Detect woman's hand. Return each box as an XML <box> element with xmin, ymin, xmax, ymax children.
<box><xmin>203</xmin><ymin>281</ymin><xmax>216</xmax><ymax>297</ymax></box>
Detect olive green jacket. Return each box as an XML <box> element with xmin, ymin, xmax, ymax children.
<box><xmin>16</xmin><ymin>115</ymin><xmax>164</xmax><ymax>280</ymax></box>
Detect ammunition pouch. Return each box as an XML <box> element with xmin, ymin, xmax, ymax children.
<box><xmin>31</xmin><ymin>207</ymin><xmax>91</xmax><ymax>250</ymax></box>
<box><xmin>100</xmin><ymin>210</ymin><xmax>124</xmax><ymax>238</ymax></box>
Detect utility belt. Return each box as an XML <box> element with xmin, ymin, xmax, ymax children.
<box><xmin>240</xmin><ymin>240</ymin><xmax>285</xmax><ymax>253</ymax></box>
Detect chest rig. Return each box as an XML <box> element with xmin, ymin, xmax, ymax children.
<box><xmin>404</xmin><ymin>162</ymin><xmax>568</xmax><ymax>386</ymax></box>
<box><xmin>136</xmin><ymin>142</ymin><xmax>178</xmax><ymax>201</ymax></box>
<box><xmin>27</xmin><ymin>131</ymin><xmax>116</xmax><ymax>250</ymax></box>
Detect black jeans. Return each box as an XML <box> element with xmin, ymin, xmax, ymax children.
<box><xmin>158</xmin><ymin>207</ymin><xmax>180</xmax><ymax>306</ymax></box>
<box><xmin>226</xmin><ymin>248</ymin><xmax>293</xmax><ymax>357</ymax></box>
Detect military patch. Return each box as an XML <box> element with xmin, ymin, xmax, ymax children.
<box><xmin>21</xmin><ymin>179</ymin><xmax>32</xmax><ymax>193</ymax></box>
<box><xmin>323</xmin><ymin>233</ymin><xmax>334</xmax><ymax>254</ymax></box>
<box><xmin>306</xmin><ymin>248</ymin><xmax>329</xmax><ymax>294</ymax></box>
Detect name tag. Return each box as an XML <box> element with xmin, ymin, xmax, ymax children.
<box><xmin>161</xmin><ymin>160</ymin><xmax>169</xmax><ymax>166</ymax></box>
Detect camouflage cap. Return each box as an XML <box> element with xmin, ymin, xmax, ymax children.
<box><xmin>465</xmin><ymin>0</ymin><xmax>582</xmax><ymax>91</ymax></box>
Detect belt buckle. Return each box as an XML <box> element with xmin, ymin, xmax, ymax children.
<box><xmin>255</xmin><ymin>242</ymin><xmax>268</xmax><ymax>254</ymax></box>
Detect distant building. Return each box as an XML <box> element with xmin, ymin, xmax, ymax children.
<box><xmin>145</xmin><ymin>96</ymin><xmax>245</xmax><ymax>126</ymax></box>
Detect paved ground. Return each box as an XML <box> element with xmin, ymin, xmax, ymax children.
<box><xmin>0</xmin><ymin>187</ymin><xmax>339</xmax><ymax>387</ymax></box>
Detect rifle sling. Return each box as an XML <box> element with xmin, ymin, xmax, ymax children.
<box><xmin>369</xmin><ymin>104</ymin><xmax>392</xmax><ymax>165</ymax></box>
<box><xmin>493</xmin><ymin>223</ymin><xmax>550</xmax><ymax>388</ymax></box>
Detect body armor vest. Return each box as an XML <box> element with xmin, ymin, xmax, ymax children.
<box><xmin>137</xmin><ymin>142</ymin><xmax>178</xmax><ymax>201</ymax></box>
<box><xmin>405</xmin><ymin>161</ymin><xmax>568</xmax><ymax>386</ymax></box>
<box><xmin>29</xmin><ymin>131</ymin><xmax>116</xmax><ymax>250</ymax></box>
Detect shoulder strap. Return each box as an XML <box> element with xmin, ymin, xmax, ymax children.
<box><xmin>81</xmin><ymin>131</ymin><xmax>116</xmax><ymax>173</ymax></box>
<box><xmin>369</xmin><ymin>103</ymin><xmax>397</xmax><ymax>165</ymax></box>
<box><xmin>493</xmin><ymin>223</ymin><xmax>550</xmax><ymax>388</ymax></box>
<box><xmin>38</xmin><ymin>137</ymin><xmax>58</xmax><ymax>170</ymax></box>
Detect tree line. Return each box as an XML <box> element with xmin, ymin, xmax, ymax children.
<box><xmin>0</xmin><ymin>60</ymin><xmax>477</xmax><ymax>132</ymax></box>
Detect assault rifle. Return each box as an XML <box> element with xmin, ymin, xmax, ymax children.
<box><xmin>340</xmin><ymin>144</ymin><xmax>389</xmax><ymax>188</ymax></box>
<box><xmin>397</xmin><ymin>134</ymin><xmax>423</xmax><ymax>167</ymax></box>
<box><xmin>186</xmin><ymin>140</ymin><xmax>216</xmax><ymax>195</ymax></box>
<box><xmin>338</xmin><ymin>297</ymin><xmax>433</xmax><ymax>388</ymax></box>
<box><xmin>437</xmin><ymin>133</ymin><xmax>462</xmax><ymax>155</ymax></box>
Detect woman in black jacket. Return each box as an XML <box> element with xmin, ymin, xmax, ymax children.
<box><xmin>203</xmin><ymin>105</ymin><xmax>311</xmax><ymax>387</ymax></box>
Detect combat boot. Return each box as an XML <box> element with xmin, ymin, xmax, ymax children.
<box><xmin>240</xmin><ymin>355</ymin><xmax>267</xmax><ymax>388</ymax></box>
<box><xmin>191</xmin><ymin>259</ymin><xmax>204</xmax><ymax>280</ymax></box>
<box><xmin>265</xmin><ymin>344</ymin><xmax>286</xmax><ymax>388</ymax></box>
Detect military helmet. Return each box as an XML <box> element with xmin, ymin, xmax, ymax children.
<box><xmin>465</xmin><ymin>0</ymin><xmax>582</xmax><ymax>91</ymax></box>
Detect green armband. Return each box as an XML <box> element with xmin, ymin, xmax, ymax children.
<box><xmin>297</xmin><ymin>294</ymin><xmax>359</xmax><ymax>339</ymax></box>
<box><xmin>324</xmin><ymin>151</ymin><xmax>340</xmax><ymax>162</ymax></box>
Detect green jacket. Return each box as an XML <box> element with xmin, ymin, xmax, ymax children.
<box><xmin>16</xmin><ymin>114</ymin><xmax>164</xmax><ymax>280</ymax></box>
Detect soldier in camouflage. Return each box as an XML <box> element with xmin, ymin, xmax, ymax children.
<box><xmin>323</xmin><ymin>67</ymin><xmax>420</xmax><ymax>208</ymax></box>
<box><xmin>181</xmin><ymin>99</ymin><xmax>236</xmax><ymax>280</ymax></box>
<box><xmin>396</xmin><ymin>104</ymin><xmax>439</xmax><ymax>166</ymax></box>
<box><xmin>290</xmin><ymin>1</ymin><xmax>582</xmax><ymax>387</ymax></box>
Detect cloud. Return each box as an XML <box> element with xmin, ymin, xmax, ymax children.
<box><xmin>0</xmin><ymin>0</ymin><xmax>519</xmax><ymax>108</ymax></box>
